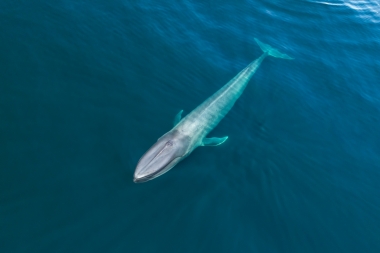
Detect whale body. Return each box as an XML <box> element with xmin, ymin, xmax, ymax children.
<box><xmin>134</xmin><ymin>38</ymin><xmax>292</xmax><ymax>183</ymax></box>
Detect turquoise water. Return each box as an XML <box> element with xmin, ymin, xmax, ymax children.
<box><xmin>1</xmin><ymin>0</ymin><xmax>380</xmax><ymax>252</ymax></box>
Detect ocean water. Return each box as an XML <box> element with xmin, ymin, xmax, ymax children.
<box><xmin>1</xmin><ymin>0</ymin><xmax>380</xmax><ymax>252</ymax></box>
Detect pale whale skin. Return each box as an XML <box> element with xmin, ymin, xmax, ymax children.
<box><xmin>134</xmin><ymin>39</ymin><xmax>292</xmax><ymax>183</ymax></box>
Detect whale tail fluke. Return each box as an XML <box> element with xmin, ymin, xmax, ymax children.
<box><xmin>254</xmin><ymin>38</ymin><xmax>294</xmax><ymax>60</ymax></box>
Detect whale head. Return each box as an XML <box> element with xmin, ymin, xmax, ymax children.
<box><xmin>134</xmin><ymin>131</ymin><xmax>190</xmax><ymax>183</ymax></box>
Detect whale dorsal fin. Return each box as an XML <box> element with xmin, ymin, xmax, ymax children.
<box><xmin>173</xmin><ymin>110</ymin><xmax>183</xmax><ymax>127</ymax></box>
<box><xmin>202</xmin><ymin>136</ymin><xmax>228</xmax><ymax>146</ymax></box>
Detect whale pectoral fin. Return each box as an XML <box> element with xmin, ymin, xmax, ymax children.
<box><xmin>173</xmin><ymin>110</ymin><xmax>183</xmax><ymax>126</ymax></box>
<box><xmin>202</xmin><ymin>136</ymin><xmax>228</xmax><ymax>146</ymax></box>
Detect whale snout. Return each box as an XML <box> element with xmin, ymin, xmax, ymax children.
<box><xmin>134</xmin><ymin>143</ymin><xmax>173</xmax><ymax>183</ymax></box>
<box><xmin>133</xmin><ymin>174</ymin><xmax>151</xmax><ymax>183</ymax></box>
<box><xmin>134</xmin><ymin>132</ymin><xmax>188</xmax><ymax>183</ymax></box>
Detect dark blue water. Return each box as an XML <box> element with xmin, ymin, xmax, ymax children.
<box><xmin>1</xmin><ymin>1</ymin><xmax>380</xmax><ymax>252</ymax></box>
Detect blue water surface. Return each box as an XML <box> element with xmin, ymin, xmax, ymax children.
<box><xmin>1</xmin><ymin>0</ymin><xmax>380</xmax><ymax>252</ymax></box>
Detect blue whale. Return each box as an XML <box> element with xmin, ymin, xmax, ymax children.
<box><xmin>134</xmin><ymin>39</ymin><xmax>293</xmax><ymax>183</ymax></box>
